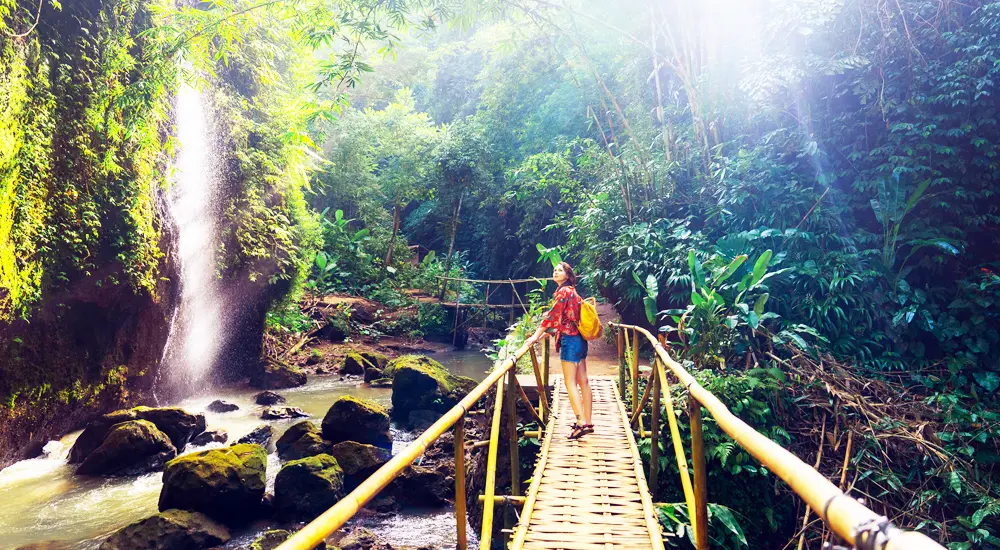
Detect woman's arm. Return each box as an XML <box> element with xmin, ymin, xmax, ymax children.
<box><xmin>525</xmin><ymin>288</ymin><xmax>566</xmax><ymax>345</ymax></box>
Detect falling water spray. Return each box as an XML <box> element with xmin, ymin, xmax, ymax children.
<box><xmin>157</xmin><ymin>83</ymin><xmax>223</xmax><ymax>398</ymax></box>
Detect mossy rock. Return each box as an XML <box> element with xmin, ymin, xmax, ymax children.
<box><xmin>382</xmin><ymin>354</ymin><xmax>441</xmax><ymax>379</ymax></box>
<box><xmin>69</xmin><ymin>407</ymin><xmax>204</xmax><ymax>464</ymax></box>
<box><xmin>321</xmin><ymin>396</ymin><xmax>391</xmax><ymax>448</ymax></box>
<box><xmin>369</xmin><ymin>377</ymin><xmax>392</xmax><ymax>388</ymax></box>
<box><xmin>250</xmin><ymin>362</ymin><xmax>307</xmax><ymax>390</ymax></box>
<box><xmin>357</xmin><ymin>351</ymin><xmax>388</xmax><ymax>369</ymax></box>
<box><xmin>390</xmin><ymin>356</ymin><xmax>477</xmax><ymax>417</ymax></box>
<box><xmin>273</xmin><ymin>454</ymin><xmax>345</xmax><ymax>520</ymax></box>
<box><xmin>250</xmin><ymin>529</ymin><xmax>329</xmax><ymax>550</ymax></box>
<box><xmin>276</xmin><ymin>421</ymin><xmax>330</xmax><ymax>461</ymax></box>
<box><xmin>328</xmin><ymin>441</ymin><xmax>390</xmax><ymax>486</ymax></box>
<box><xmin>363</xmin><ymin>366</ymin><xmax>384</xmax><ymax>383</ymax></box>
<box><xmin>158</xmin><ymin>443</ymin><xmax>267</xmax><ymax>526</ymax></box>
<box><xmin>340</xmin><ymin>353</ymin><xmax>370</xmax><ymax>375</ymax></box>
<box><xmin>98</xmin><ymin>509</ymin><xmax>230</xmax><ymax>550</ymax></box>
<box><xmin>77</xmin><ymin>420</ymin><xmax>176</xmax><ymax>477</ymax></box>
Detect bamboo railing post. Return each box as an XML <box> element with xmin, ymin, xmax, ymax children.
<box><xmin>689</xmin><ymin>396</ymin><xmax>709</xmax><ymax>550</ymax></box>
<box><xmin>529</xmin><ymin>347</ymin><xmax>549</xmax><ymax>421</ymax></box>
<box><xmin>505</xmin><ymin>369</ymin><xmax>521</xmax><ymax>537</ymax></box>
<box><xmin>542</xmin><ymin>338</ymin><xmax>550</xmax><ymax>397</ymax></box>
<box><xmin>479</xmin><ymin>378</ymin><xmax>506</xmax><ymax>550</ymax></box>
<box><xmin>650</xmin><ymin>358</ymin><xmax>661</xmax><ymax>493</ymax></box>
<box><xmin>631</xmin><ymin>329</ymin><xmax>640</xmax><ymax>412</ymax></box>
<box><xmin>454</xmin><ymin>416</ymin><xmax>467</xmax><ymax>550</ymax></box>
<box><xmin>619</xmin><ymin>328</ymin><xmax>627</xmax><ymax>400</ymax></box>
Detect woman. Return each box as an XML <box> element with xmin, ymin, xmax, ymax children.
<box><xmin>524</xmin><ymin>262</ymin><xmax>593</xmax><ymax>439</ymax></box>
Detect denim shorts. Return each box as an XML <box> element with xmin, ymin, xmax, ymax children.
<box><xmin>559</xmin><ymin>334</ymin><xmax>589</xmax><ymax>363</ymax></box>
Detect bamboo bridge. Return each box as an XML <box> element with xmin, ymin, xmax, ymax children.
<box><xmin>276</xmin><ymin>324</ymin><xmax>945</xmax><ymax>550</ymax></box>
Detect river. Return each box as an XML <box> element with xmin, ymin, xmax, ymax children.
<box><xmin>0</xmin><ymin>351</ymin><xmax>492</xmax><ymax>550</ymax></box>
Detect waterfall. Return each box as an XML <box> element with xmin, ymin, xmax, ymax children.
<box><xmin>158</xmin><ymin>83</ymin><xmax>223</xmax><ymax>397</ymax></box>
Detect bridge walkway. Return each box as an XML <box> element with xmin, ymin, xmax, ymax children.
<box><xmin>513</xmin><ymin>376</ymin><xmax>663</xmax><ymax>550</ymax></box>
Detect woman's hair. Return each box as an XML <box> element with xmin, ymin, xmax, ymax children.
<box><xmin>557</xmin><ymin>261</ymin><xmax>577</xmax><ymax>287</ymax></box>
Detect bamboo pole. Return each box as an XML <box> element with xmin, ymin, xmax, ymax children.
<box><xmin>542</xmin><ymin>338</ymin><xmax>550</xmax><ymax>399</ymax></box>
<box><xmin>630</xmin><ymin>368</ymin><xmax>654</xmax><ymax>426</ymax></box>
<box><xmin>631</xmin><ymin>329</ymin><xmax>639</xmax><ymax>411</ymax></box>
<box><xmin>510</xmin><ymin>370</ymin><xmax>543</xmax><ymax>425</ymax></box>
<box><xmin>455</xmin><ymin>416</ymin><xmax>467</xmax><ymax>550</ymax></box>
<box><xmin>506</xmin><ymin>369</ymin><xmax>521</xmax><ymax>537</ymax></box>
<box><xmin>511</xmin><ymin>378</ymin><xmax>561</xmax><ymax>548</ymax></box>
<box><xmin>607</xmin><ymin>323</ymin><xmax>945</xmax><ymax>550</ymax></box>
<box><xmin>529</xmin><ymin>347</ymin><xmax>550</xmax><ymax>421</ymax></box>
<box><xmin>650</xmin><ymin>358</ymin><xmax>661</xmax><ymax>493</ymax></box>
<box><xmin>480</xmin><ymin>378</ymin><xmax>506</xmax><ymax>550</ymax></box>
<box><xmin>619</xmin><ymin>328</ymin><xmax>628</xmax><ymax>400</ymax></box>
<box><xmin>690</xmin><ymin>396</ymin><xmax>709</xmax><ymax>550</ymax></box>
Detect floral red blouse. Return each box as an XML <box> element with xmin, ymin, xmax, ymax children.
<box><xmin>540</xmin><ymin>285</ymin><xmax>582</xmax><ymax>348</ymax></box>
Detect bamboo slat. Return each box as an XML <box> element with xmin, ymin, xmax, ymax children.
<box><xmin>511</xmin><ymin>377</ymin><xmax>665</xmax><ymax>549</ymax></box>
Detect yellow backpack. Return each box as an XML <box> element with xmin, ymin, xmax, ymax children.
<box><xmin>577</xmin><ymin>296</ymin><xmax>604</xmax><ymax>341</ymax></box>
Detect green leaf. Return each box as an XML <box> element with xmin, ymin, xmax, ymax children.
<box><xmin>754</xmin><ymin>293</ymin><xmax>769</xmax><ymax>316</ymax></box>
<box><xmin>751</xmin><ymin>249</ymin><xmax>773</xmax><ymax>287</ymax></box>
<box><xmin>748</xmin><ymin>311</ymin><xmax>760</xmax><ymax>330</ymax></box>
<box><xmin>645</xmin><ymin>274</ymin><xmax>658</xmax><ymax>299</ymax></box>
<box><xmin>688</xmin><ymin>250</ymin><xmax>705</xmax><ymax>290</ymax></box>
<box><xmin>335</xmin><ymin>209</ymin><xmax>344</xmax><ymax>221</ymax></box>
<box><xmin>315</xmin><ymin>251</ymin><xmax>328</xmax><ymax>270</ymax></box>
<box><xmin>710</xmin><ymin>504</ymin><xmax>747</xmax><ymax>546</ymax></box>
<box><xmin>713</xmin><ymin>255</ymin><xmax>747</xmax><ymax>286</ymax></box>
<box><xmin>643</xmin><ymin>296</ymin><xmax>657</xmax><ymax>325</ymax></box>
<box><xmin>973</xmin><ymin>372</ymin><xmax>1000</xmax><ymax>392</ymax></box>
<box><xmin>948</xmin><ymin>470</ymin><xmax>963</xmax><ymax>495</ymax></box>
<box><xmin>691</xmin><ymin>291</ymin><xmax>705</xmax><ymax>307</ymax></box>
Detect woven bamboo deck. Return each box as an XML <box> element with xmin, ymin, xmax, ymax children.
<box><xmin>512</xmin><ymin>376</ymin><xmax>665</xmax><ymax>550</ymax></box>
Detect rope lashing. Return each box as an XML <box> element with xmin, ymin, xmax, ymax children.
<box><xmin>853</xmin><ymin>515</ymin><xmax>893</xmax><ymax>550</ymax></box>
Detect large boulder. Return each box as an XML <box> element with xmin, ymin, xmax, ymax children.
<box><xmin>328</xmin><ymin>441</ymin><xmax>390</xmax><ymax>487</ymax></box>
<box><xmin>386</xmin><ymin>463</ymin><xmax>453</xmax><ymax>507</ymax></box>
<box><xmin>69</xmin><ymin>407</ymin><xmax>204</xmax><ymax>464</ymax></box>
<box><xmin>158</xmin><ymin>443</ymin><xmax>267</xmax><ymax>525</ymax></box>
<box><xmin>389</xmin><ymin>356</ymin><xmax>477</xmax><ymax>417</ymax></box>
<box><xmin>336</xmin><ymin>527</ymin><xmax>392</xmax><ymax>550</ymax></box>
<box><xmin>254</xmin><ymin>391</ymin><xmax>286</xmax><ymax>405</ymax></box>
<box><xmin>77</xmin><ymin>420</ymin><xmax>176</xmax><ymax>477</ymax></box>
<box><xmin>364</xmin><ymin>367</ymin><xmax>383</xmax><ymax>383</ymax></box>
<box><xmin>340</xmin><ymin>353</ymin><xmax>369</xmax><ymax>375</ymax></box>
<box><xmin>69</xmin><ymin>410</ymin><xmax>138</xmax><ymax>464</ymax></box>
<box><xmin>250</xmin><ymin>362</ymin><xmax>307</xmax><ymax>389</ymax></box>
<box><xmin>98</xmin><ymin>509</ymin><xmax>230</xmax><ymax>550</ymax></box>
<box><xmin>276</xmin><ymin>421</ymin><xmax>330</xmax><ymax>461</ymax></box>
<box><xmin>321</xmin><ymin>396</ymin><xmax>391</xmax><ymax>448</ymax></box>
<box><xmin>130</xmin><ymin>407</ymin><xmax>205</xmax><ymax>450</ymax></box>
<box><xmin>273</xmin><ymin>454</ymin><xmax>345</xmax><ymax>520</ymax></box>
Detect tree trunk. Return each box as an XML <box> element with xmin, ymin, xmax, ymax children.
<box><xmin>438</xmin><ymin>192</ymin><xmax>464</xmax><ymax>300</ymax></box>
<box><xmin>384</xmin><ymin>202</ymin><xmax>401</xmax><ymax>268</ymax></box>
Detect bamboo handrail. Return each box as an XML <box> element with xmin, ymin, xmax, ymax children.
<box><xmin>609</xmin><ymin>323</ymin><xmax>945</xmax><ymax>550</ymax></box>
<box><xmin>435</xmin><ymin>276</ymin><xmax>554</xmax><ymax>284</ymax></box>
<box><xmin>275</xmin><ymin>343</ymin><xmax>534</xmax><ymax>550</ymax></box>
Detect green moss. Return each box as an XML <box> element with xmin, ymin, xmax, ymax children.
<box><xmin>383</xmin><ymin>354</ymin><xmax>442</xmax><ymax>378</ymax></box>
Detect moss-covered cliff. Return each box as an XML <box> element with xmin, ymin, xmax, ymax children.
<box><xmin>0</xmin><ymin>0</ymin><xmax>317</xmax><ymax>465</ymax></box>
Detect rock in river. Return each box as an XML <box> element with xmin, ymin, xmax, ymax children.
<box><xmin>328</xmin><ymin>441</ymin><xmax>390</xmax><ymax>487</ymax></box>
<box><xmin>254</xmin><ymin>391</ymin><xmax>286</xmax><ymax>406</ymax></box>
<box><xmin>206</xmin><ymin>400</ymin><xmax>239</xmax><ymax>413</ymax></box>
<box><xmin>273</xmin><ymin>454</ymin><xmax>345</xmax><ymax>520</ymax></box>
<box><xmin>190</xmin><ymin>430</ymin><xmax>228</xmax><ymax>446</ymax></box>
<box><xmin>261</xmin><ymin>406</ymin><xmax>309</xmax><ymax>420</ymax></box>
<box><xmin>389</xmin><ymin>355</ymin><xmax>477</xmax><ymax>417</ymax></box>
<box><xmin>237</xmin><ymin>425</ymin><xmax>275</xmax><ymax>452</ymax></box>
<box><xmin>77</xmin><ymin>420</ymin><xmax>176</xmax><ymax>477</ymax></box>
<box><xmin>158</xmin><ymin>443</ymin><xmax>267</xmax><ymax>525</ymax></box>
<box><xmin>98</xmin><ymin>509</ymin><xmax>230</xmax><ymax>550</ymax></box>
<box><xmin>275</xmin><ymin>421</ymin><xmax>329</xmax><ymax>461</ymax></box>
<box><xmin>250</xmin><ymin>529</ymin><xmax>328</xmax><ymax>550</ymax></box>
<box><xmin>250</xmin><ymin>361</ymin><xmax>307</xmax><ymax>390</ymax></box>
<box><xmin>69</xmin><ymin>407</ymin><xmax>204</xmax><ymax>464</ymax></box>
<box><xmin>321</xmin><ymin>396</ymin><xmax>391</xmax><ymax>448</ymax></box>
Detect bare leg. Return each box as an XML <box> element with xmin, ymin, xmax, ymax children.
<box><xmin>561</xmin><ymin>360</ymin><xmax>585</xmax><ymax>424</ymax></box>
<box><xmin>576</xmin><ymin>358</ymin><xmax>592</xmax><ymax>425</ymax></box>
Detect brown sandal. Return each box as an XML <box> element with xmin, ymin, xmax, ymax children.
<box><xmin>568</xmin><ymin>423</ymin><xmax>586</xmax><ymax>439</ymax></box>
<box><xmin>580</xmin><ymin>424</ymin><xmax>594</xmax><ymax>435</ymax></box>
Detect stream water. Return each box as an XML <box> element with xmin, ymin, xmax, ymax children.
<box><xmin>0</xmin><ymin>351</ymin><xmax>492</xmax><ymax>550</ymax></box>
